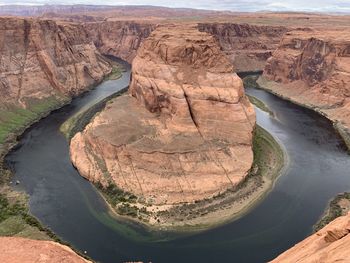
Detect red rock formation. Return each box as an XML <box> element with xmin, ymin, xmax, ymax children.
<box><xmin>0</xmin><ymin>237</ymin><xmax>91</xmax><ymax>263</ymax></box>
<box><xmin>82</xmin><ymin>21</ymin><xmax>287</xmax><ymax>69</ymax></box>
<box><xmin>0</xmin><ymin>17</ymin><xmax>112</xmax><ymax>147</ymax></box>
<box><xmin>83</xmin><ymin>21</ymin><xmax>156</xmax><ymax>63</ymax></box>
<box><xmin>0</xmin><ymin>17</ymin><xmax>111</xmax><ymax>107</ymax></box>
<box><xmin>198</xmin><ymin>23</ymin><xmax>288</xmax><ymax>72</ymax></box>
<box><xmin>258</xmin><ymin>28</ymin><xmax>350</xmax><ymax>148</ymax></box>
<box><xmin>271</xmin><ymin>212</ymin><xmax>350</xmax><ymax>263</ymax></box>
<box><xmin>70</xmin><ymin>24</ymin><xmax>255</xmax><ymax>209</ymax></box>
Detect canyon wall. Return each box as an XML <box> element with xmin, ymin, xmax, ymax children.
<box><xmin>198</xmin><ymin>23</ymin><xmax>288</xmax><ymax>72</ymax></box>
<box><xmin>0</xmin><ymin>237</ymin><xmax>91</xmax><ymax>263</ymax></box>
<box><xmin>258</xmin><ymin>29</ymin><xmax>350</xmax><ymax>148</ymax></box>
<box><xmin>271</xmin><ymin>212</ymin><xmax>350</xmax><ymax>263</ymax></box>
<box><xmin>0</xmin><ymin>17</ymin><xmax>111</xmax><ymax>145</ymax></box>
<box><xmin>82</xmin><ymin>21</ymin><xmax>287</xmax><ymax>69</ymax></box>
<box><xmin>83</xmin><ymin>21</ymin><xmax>156</xmax><ymax>63</ymax></box>
<box><xmin>0</xmin><ymin>17</ymin><xmax>111</xmax><ymax>104</ymax></box>
<box><xmin>70</xmin><ymin>24</ymin><xmax>255</xmax><ymax>209</ymax></box>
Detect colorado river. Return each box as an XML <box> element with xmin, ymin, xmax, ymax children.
<box><xmin>5</xmin><ymin>62</ymin><xmax>350</xmax><ymax>262</ymax></box>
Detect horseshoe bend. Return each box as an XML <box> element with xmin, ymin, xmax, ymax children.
<box><xmin>69</xmin><ymin>24</ymin><xmax>271</xmax><ymax>228</ymax></box>
<box><xmin>0</xmin><ymin>4</ymin><xmax>350</xmax><ymax>263</ymax></box>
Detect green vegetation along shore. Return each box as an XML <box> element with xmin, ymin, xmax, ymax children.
<box><xmin>60</xmin><ymin>87</ymin><xmax>128</xmax><ymax>140</ymax></box>
<box><xmin>62</xmin><ymin>78</ymin><xmax>286</xmax><ymax>232</ymax></box>
<box><xmin>242</xmin><ymin>74</ymin><xmax>274</xmax><ymax>116</ymax></box>
<box><xmin>0</xmin><ymin>57</ymin><xmax>122</xmax><ymax>259</ymax></box>
<box><xmin>104</xmin><ymin>56</ymin><xmax>125</xmax><ymax>80</ymax></box>
<box><xmin>93</xmin><ymin>124</ymin><xmax>286</xmax><ymax>232</ymax></box>
<box><xmin>314</xmin><ymin>192</ymin><xmax>350</xmax><ymax>232</ymax></box>
<box><xmin>0</xmin><ymin>189</ymin><xmax>58</xmax><ymax>240</ymax></box>
<box><xmin>0</xmin><ymin>95</ymin><xmax>69</xmax><ymax>156</ymax></box>
<box><xmin>0</xmin><ymin>94</ymin><xmax>70</xmax><ymax>240</ymax></box>
<box><xmin>247</xmin><ymin>94</ymin><xmax>274</xmax><ymax>116</ymax></box>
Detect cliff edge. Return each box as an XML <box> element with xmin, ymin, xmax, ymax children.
<box><xmin>0</xmin><ymin>17</ymin><xmax>111</xmax><ymax>147</ymax></box>
<box><xmin>258</xmin><ymin>28</ymin><xmax>350</xmax><ymax>148</ymax></box>
<box><xmin>271</xmin><ymin>212</ymin><xmax>350</xmax><ymax>263</ymax></box>
<box><xmin>0</xmin><ymin>237</ymin><xmax>91</xmax><ymax>263</ymax></box>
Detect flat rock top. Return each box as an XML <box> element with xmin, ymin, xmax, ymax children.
<box><xmin>0</xmin><ymin>237</ymin><xmax>90</xmax><ymax>263</ymax></box>
<box><xmin>90</xmin><ymin>95</ymin><xmax>212</xmax><ymax>154</ymax></box>
<box><xmin>283</xmin><ymin>28</ymin><xmax>350</xmax><ymax>43</ymax></box>
<box><xmin>138</xmin><ymin>24</ymin><xmax>234</xmax><ymax>73</ymax></box>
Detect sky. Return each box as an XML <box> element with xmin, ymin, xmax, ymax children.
<box><xmin>0</xmin><ymin>0</ymin><xmax>350</xmax><ymax>13</ymax></box>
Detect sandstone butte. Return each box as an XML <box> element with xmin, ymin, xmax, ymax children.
<box><xmin>271</xmin><ymin>212</ymin><xmax>350</xmax><ymax>263</ymax></box>
<box><xmin>258</xmin><ymin>28</ymin><xmax>350</xmax><ymax>148</ymax></box>
<box><xmin>0</xmin><ymin>237</ymin><xmax>91</xmax><ymax>263</ymax></box>
<box><xmin>70</xmin><ymin>24</ymin><xmax>255</xmax><ymax>215</ymax></box>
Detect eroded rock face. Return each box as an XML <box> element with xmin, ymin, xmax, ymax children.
<box><xmin>0</xmin><ymin>237</ymin><xmax>91</xmax><ymax>263</ymax></box>
<box><xmin>84</xmin><ymin>21</ymin><xmax>156</xmax><ymax>63</ymax></box>
<box><xmin>82</xmin><ymin>21</ymin><xmax>287</xmax><ymax>70</ymax></box>
<box><xmin>198</xmin><ymin>23</ymin><xmax>288</xmax><ymax>72</ymax></box>
<box><xmin>271</xmin><ymin>212</ymin><xmax>350</xmax><ymax>263</ymax></box>
<box><xmin>0</xmin><ymin>17</ymin><xmax>111</xmax><ymax>108</ymax></box>
<box><xmin>70</xmin><ymin>24</ymin><xmax>255</xmax><ymax>206</ymax></box>
<box><xmin>259</xmin><ymin>29</ymin><xmax>350</xmax><ymax>147</ymax></box>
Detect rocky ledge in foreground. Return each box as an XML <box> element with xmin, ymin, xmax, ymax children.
<box><xmin>257</xmin><ymin>28</ymin><xmax>350</xmax><ymax>149</ymax></box>
<box><xmin>70</xmin><ymin>24</ymin><xmax>256</xmax><ymax>227</ymax></box>
<box><xmin>0</xmin><ymin>237</ymin><xmax>90</xmax><ymax>263</ymax></box>
<box><xmin>271</xmin><ymin>212</ymin><xmax>350</xmax><ymax>263</ymax></box>
<box><xmin>0</xmin><ymin>17</ymin><xmax>112</xmax><ymax>107</ymax></box>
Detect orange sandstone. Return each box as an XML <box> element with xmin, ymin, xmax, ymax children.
<box><xmin>70</xmin><ymin>24</ymin><xmax>255</xmax><ymax>209</ymax></box>
<box><xmin>258</xmin><ymin>28</ymin><xmax>350</xmax><ymax>148</ymax></box>
<box><xmin>271</xmin><ymin>212</ymin><xmax>350</xmax><ymax>263</ymax></box>
<box><xmin>0</xmin><ymin>237</ymin><xmax>91</xmax><ymax>263</ymax></box>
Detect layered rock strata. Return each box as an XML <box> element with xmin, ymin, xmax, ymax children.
<box><xmin>0</xmin><ymin>17</ymin><xmax>111</xmax><ymax>145</ymax></box>
<box><xmin>258</xmin><ymin>29</ymin><xmax>350</xmax><ymax>148</ymax></box>
<box><xmin>198</xmin><ymin>23</ymin><xmax>288</xmax><ymax>72</ymax></box>
<box><xmin>83</xmin><ymin>21</ymin><xmax>156</xmax><ymax>63</ymax></box>
<box><xmin>70</xmin><ymin>25</ymin><xmax>255</xmax><ymax>209</ymax></box>
<box><xmin>0</xmin><ymin>17</ymin><xmax>111</xmax><ymax>106</ymax></box>
<box><xmin>83</xmin><ymin>21</ymin><xmax>287</xmax><ymax>70</ymax></box>
<box><xmin>271</xmin><ymin>212</ymin><xmax>350</xmax><ymax>263</ymax></box>
<box><xmin>0</xmin><ymin>237</ymin><xmax>91</xmax><ymax>263</ymax></box>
